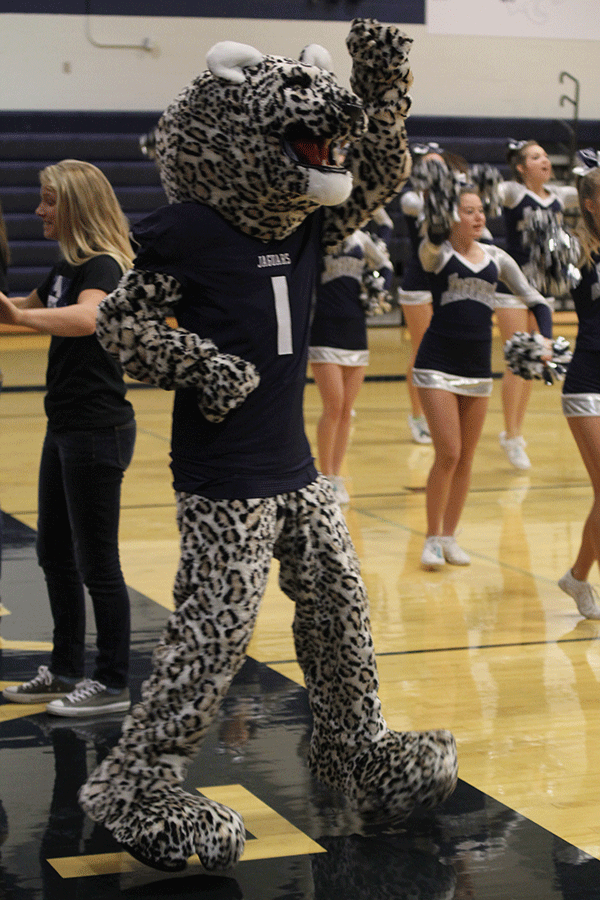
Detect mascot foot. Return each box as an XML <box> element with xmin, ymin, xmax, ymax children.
<box><xmin>310</xmin><ymin>729</ymin><xmax>458</xmax><ymax>820</ymax></box>
<box><xmin>79</xmin><ymin>756</ymin><xmax>245</xmax><ymax>872</ymax></box>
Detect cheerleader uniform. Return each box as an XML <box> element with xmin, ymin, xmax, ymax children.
<box><xmin>495</xmin><ymin>180</ymin><xmax>579</xmax><ymax>310</ymax></box>
<box><xmin>398</xmin><ymin>189</ymin><xmax>431</xmax><ymax>306</ymax></box>
<box><xmin>413</xmin><ymin>238</ymin><xmax>552</xmax><ymax>396</ymax></box>
<box><xmin>562</xmin><ymin>251</ymin><xmax>600</xmax><ymax>417</ymax></box>
<box><xmin>558</xmin><ymin>251</ymin><xmax>600</xmax><ymax>618</ymax></box>
<box><xmin>309</xmin><ymin>226</ymin><xmax>393</xmax><ymax>367</ymax></box>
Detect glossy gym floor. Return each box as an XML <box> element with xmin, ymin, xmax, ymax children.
<box><xmin>1</xmin><ymin>323</ymin><xmax>600</xmax><ymax>899</ymax></box>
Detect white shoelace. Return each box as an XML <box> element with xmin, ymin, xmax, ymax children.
<box><xmin>66</xmin><ymin>679</ymin><xmax>105</xmax><ymax>702</ymax></box>
<box><xmin>28</xmin><ymin>665</ymin><xmax>53</xmax><ymax>687</ymax></box>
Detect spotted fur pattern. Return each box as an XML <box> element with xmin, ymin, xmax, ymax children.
<box><xmin>309</xmin><ymin>729</ymin><xmax>458</xmax><ymax>819</ymax></box>
<box><xmin>78</xmin><ymin>761</ymin><xmax>245</xmax><ymax>872</ymax></box>
<box><xmin>96</xmin><ymin>270</ymin><xmax>260</xmax><ymax>422</ymax></box>
<box><xmin>80</xmin><ymin>481</ymin><xmax>457</xmax><ymax>868</ymax></box>
<box><xmin>322</xmin><ymin>18</ymin><xmax>413</xmax><ymax>251</ymax></box>
<box><xmin>81</xmin><ymin>19</ymin><xmax>458</xmax><ymax>873</ymax></box>
<box><xmin>155</xmin><ymin>18</ymin><xmax>412</xmax><ymax>248</ymax></box>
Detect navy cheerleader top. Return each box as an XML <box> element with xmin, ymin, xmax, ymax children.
<box><xmin>419</xmin><ymin>239</ymin><xmax>552</xmax><ymax>340</ymax></box>
<box><xmin>571</xmin><ymin>252</ymin><xmax>600</xmax><ymax>353</ymax></box>
<box><xmin>400</xmin><ymin>189</ymin><xmax>430</xmax><ymax>292</ymax></box>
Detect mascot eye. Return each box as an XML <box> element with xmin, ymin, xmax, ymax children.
<box><xmin>283</xmin><ymin>72</ymin><xmax>312</xmax><ymax>91</ymax></box>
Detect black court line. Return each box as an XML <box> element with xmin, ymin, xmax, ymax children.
<box><xmin>3</xmin><ymin>370</ymin><xmax>514</xmax><ymax>393</ymax></box>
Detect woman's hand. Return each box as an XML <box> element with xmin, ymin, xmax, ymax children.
<box><xmin>0</xmin><ymin>293</ymin><xmax>24</xmax><ymax>327</ymax></box>
<box><xmin>539</xmin><ymin>335</ymin><xmax>553</xmax><ymax>362</ymax></box>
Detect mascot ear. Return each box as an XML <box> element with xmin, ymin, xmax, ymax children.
<box><xmin>299</xmin><ymin>43</ymin><xmax>333</xmax><ymax>71</ymax></box>
<box><xmin>206</xmin><ymin>41</ymin><xmax>265</xmax><ymax>83</ymax></box>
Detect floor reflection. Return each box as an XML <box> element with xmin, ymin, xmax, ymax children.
<box><xmin>2</xmin><ymin>515</ymin><xmax>600</xmax><ymax>899</ymax></box>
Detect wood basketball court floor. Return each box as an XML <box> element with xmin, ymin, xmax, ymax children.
<box><xmin>1</xmin><ymin>323</ymin><xmax>600</xmax><ymax>899</ymax></box>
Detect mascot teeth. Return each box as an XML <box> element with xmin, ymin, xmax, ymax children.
<box><xmin>284</xmin><ymin>134</ymin><xmax>345</xmax><ymax>170</ymax></box>
<box><xmin>307</xmin><ymin>167</ymin><xmax>353</xmax><ymax>206</ymax></box>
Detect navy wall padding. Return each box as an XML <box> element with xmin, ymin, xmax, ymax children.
<box><xmin>0</xmin><ymin>112</ymin><xmax>162</xmax><ymax>135</ymax></box>
<box><xmin>1</xmin><ymin>110</ymin><xmax>595</xmax><ymax>300</ymax></box>
<box><xmin>0</xmin><ymin>112</ymin><xmax>594</xmax><ymax>146</ymax></box>
<box><xmin>0</xmin><ymin>1</ymin><xmax>425</xmax><ymax>21</ymax></box>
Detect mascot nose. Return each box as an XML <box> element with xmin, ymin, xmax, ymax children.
<box><xmin>341</xmin><ymin>100</ymin><xmax>363</xmax><ymax>124</ymax></box>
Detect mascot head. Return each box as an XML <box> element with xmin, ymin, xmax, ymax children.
<box><xmin>154</xmin><ymin>42</ymin><xmax>366</xmax><ymax>242</ymax></box>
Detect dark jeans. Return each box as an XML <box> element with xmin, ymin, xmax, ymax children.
<box><xmin>36</xmin><ymin>421</ymin><xmax>136</xmax><ymax>690</ymax></box>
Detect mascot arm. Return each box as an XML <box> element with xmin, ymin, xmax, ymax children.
<box><xmin>322</xmin><ymin>18</ymin><xmax>413</xmax><ymax>250</ymax></box>
<box><xmin>361</xmin><ymin>230</ymin><xmax>392</xmax><ymax>277</ymax></box>
<box><xmin>96</xmin><ymin>268</ymin><xmax>260</xmax><ymax>423</ymax></box>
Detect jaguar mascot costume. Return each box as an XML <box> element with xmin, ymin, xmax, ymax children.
<box><xmin>78</xmin><ymin>19</ymin><xmax>458</xmax><ymax>873</ymax></box>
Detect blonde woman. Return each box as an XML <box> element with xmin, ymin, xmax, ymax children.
<box><xmin>0</xmin><ymin>198</ymin><xmax>9</xmax><ymax>294</ymax></box>
<box><xmin>558</xmin><ymin>157</ymin><xmax>600</xmax><ymax>619</ymax></box>
<box><xmin>0</xmin><ymin>160</ymin><xmax>137</xmax><ymax>715</ymax></box>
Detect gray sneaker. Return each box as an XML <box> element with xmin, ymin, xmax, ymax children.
<box><xmin>46</xmin><ymin>679</ymin><xmax>131</xmax><ymax>718</ymax></box>
<box><xmin>2</xmin><ymin>666</ymin><xmax>76</xmax><ymax>704</ymax></box>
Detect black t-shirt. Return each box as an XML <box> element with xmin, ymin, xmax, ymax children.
<box><xmin>37</xmin><ymin>255</ymin><xmax>134</xmax><ymax>433</ymax></box>
<box><xmin>0</xmin><ymin>254</ymin><xmax>7</xmax><ymax>294</ymax></box>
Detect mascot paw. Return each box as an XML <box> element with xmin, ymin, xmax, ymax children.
<box><xmin>310</xmin><ymin>728</ymin><xmax>457</xmax><ymax>820</ymax></box>
<box><xmin>346</xmin><ymin>18</ymin><xmax>413</xmax><ymax>106</ymax></box>
<box><xmin>116</xmin><ymin>788</ymin><xmax>246</xmax><ymax>872</ymax></box>
<box><xmin>79</xmin><ymin>765</ymin><xmax>245</xmax><ymax>872</ymax></box>
<box><xmin>197</xmin><ymin>353</ymin><xmax>260</xmax><ymax>423</ymax></box>
<box><xmin>346</xmin><ymin>729</ymin><xmax>458</xmax><ymax>819</ymax></box>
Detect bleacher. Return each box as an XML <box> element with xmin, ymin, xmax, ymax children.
<box><xmin>384</xmin><ymin>115</ymin><xmax>600</xmax><ymax>314</ymax></box>
<box><xmin>0</xmin><ymin>112</ymin><xmax>165</xmax><ymax>297</ymax></box>
<box><xmin>1</xmin><ymin>112</ymin><xmax>597</xmax><ymax>306</ymax></box>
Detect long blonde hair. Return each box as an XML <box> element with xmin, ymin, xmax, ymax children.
<box><xmin>40</xmin><ymin>160</ymin><xmax>133</xmax><ymax>273</ymax></box>
<box><xmin>575</xmin><ymin>167</ymin><xmax>600</xmax><ymax>267</ymax></box>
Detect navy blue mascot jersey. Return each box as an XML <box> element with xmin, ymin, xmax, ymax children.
<box><xmin>132</xmin><ymin>203</ymin><xmax>322</xmax><ymax>499</ymax></box>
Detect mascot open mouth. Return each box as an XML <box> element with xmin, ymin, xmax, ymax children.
<box><xmin>283</xmin><ymin>127</ymin><xmax>347</xmax><ymax>172</ymax></box>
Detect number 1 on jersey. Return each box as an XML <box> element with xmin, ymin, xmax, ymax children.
<box><xmin>272</xmin><ymin>275</ymin><xmax>293</xmax><ymax>356</ymax></box>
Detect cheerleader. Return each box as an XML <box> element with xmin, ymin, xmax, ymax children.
<box><xmin>558</xmin><ymin>157</ymin><xmax>600</xmax><ymax>619</ymax></box>
<box><xmin>309</xmin><ymin>212</ymin><xmax>394</xmax><ymax>505</ymax></box>
<box><xmin>496</xmin><ymin>139</ymin><xmax>579</xmax><ymax>470</ymax></box>
<box><xmin>399</xmin><ymin>146</ymin><xmax>470</xmax><ymax>445</ymax></box>
<box><xmin>415</xmin><ymin>185</ymin><xmax>552</xmax><ymax>570</ymax></box>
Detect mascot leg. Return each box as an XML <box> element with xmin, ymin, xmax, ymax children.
<box><xmin>277</xmin><ymin>477</ymin><xmax>458</xmax><ymax>819</ymax></box>
<box><xmin>79</xmin><ymin>493</ymin><xmax>279</xmax><ymax>872</ymax></box>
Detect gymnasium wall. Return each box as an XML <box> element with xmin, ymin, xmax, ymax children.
<box><xmin>0</xmin><ymin>3</ymin><xmax>598</xmax><ymax>123</ymax></box>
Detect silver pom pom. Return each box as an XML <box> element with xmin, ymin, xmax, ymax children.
<box><xmin>468</xmin><ymin>163</ymin><xmax>503</xmax><ymax>219</ymax></box>
<box><xmin>504</xmin><ymin>331</ymin><xmax>572</xmax><ymax>385</ymax></box>
<box><xmin>412</xmin><ymin>158</ymin><xmax>463</xmax><ymax>240</ymax></box>
<box><xmin>360</xmin><ymin>268</ymin><xmax>392</xmax><ymax>316</ymax></box>
<box><xmin>521</xmin><ymin>209</ymin><xmax>581</xmax><ymax>296</ymax></box>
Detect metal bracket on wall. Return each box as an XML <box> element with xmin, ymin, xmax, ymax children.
<box><xmin>84</xmin><ymin>0</ymin><xmax>155</xmax><ymax>53</ymax></box>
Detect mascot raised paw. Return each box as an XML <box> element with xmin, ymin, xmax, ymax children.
<box><xmin>78</xmin><ymin>18</ymin><xmax>457</xmax><ymax>873</ymax></box>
